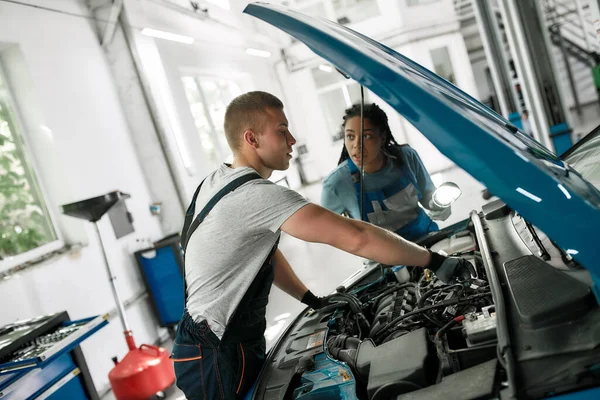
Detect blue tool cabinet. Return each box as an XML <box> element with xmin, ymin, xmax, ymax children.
<box><xmin>0</xmin><ymin>312</ymin><xmax>108</xmax><ymax>400</ymax></box>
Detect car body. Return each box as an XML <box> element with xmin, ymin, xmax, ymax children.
<box><xmin>243</xmin><ymin>4</ymin><xmax>600</xmax><ymax>399</ymax></box>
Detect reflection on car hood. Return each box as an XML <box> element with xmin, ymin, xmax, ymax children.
<box><xmin>244</xmin><ymin>3</ymin><xmax>600</xmax><ymax>274</ymax></box>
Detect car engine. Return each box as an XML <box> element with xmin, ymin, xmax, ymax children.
<box><xmin>253</xmin><ymin>213</ymin><xmax>600</xmax><ymax>400</ymax></box>
<box><xmin>315</xmin><ymin>231</ymin><xmax>497</xmax><ymax>399</ymax></box>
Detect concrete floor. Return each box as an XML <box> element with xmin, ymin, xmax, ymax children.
<box><xmin>101</xmin><ymin>166</ymin><xmax>488</xmax><ymax>399</ymax></box>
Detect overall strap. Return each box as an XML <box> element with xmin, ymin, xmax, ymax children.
<box><xmin>181</xmin><ymin>172</ymin><xmax>262</xmax><ymax>303</ymax></box>
<box><xmin>180</xmin><ymin>179</ymin><xmax>206</xmax><ymax>254</ymax></box>
<box><xmin>181</xmin><ymin>173</ymin><xmax>262</xmax><ymax>253</ymax></box>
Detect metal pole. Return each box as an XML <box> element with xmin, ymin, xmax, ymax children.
<box><xmin>556</xmin><ymin>25</ymin><xmax>582</xmax><ymax>115</ymax></box>
<box><xmin>500</xmin><ymin>0</ymin><xmax>554</xmax><ymax>149</ymax></box>
<box><xmin>360</xmin><ymin>86</ymin><xmax>365</xmax><ymax>222</ymax></box>
<box><xmin>473</xmin><ymin>0</ymin><xmax>510</xmax><ymax>116</ymax></box>
<box><xmin>94</xmin><ymin>222</ymin><xmax>130</xmax><ymax>333</ymax></box>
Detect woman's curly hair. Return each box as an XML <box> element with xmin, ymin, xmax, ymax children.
<box><xmin>337</xmin><ymin>103</ymin><xmax>405</xmax><ymax>169</ymax></box>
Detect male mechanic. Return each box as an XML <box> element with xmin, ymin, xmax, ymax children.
<box><xmin>171</xmin><ymin>91</ymin><xmax>472</xmax><ymax>400</ymax></box>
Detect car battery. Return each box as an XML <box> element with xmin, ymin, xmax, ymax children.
<box><xmin>462</xmin><ymin>306</ymin><xmax>497</xmax><ymax>346</ymax></box>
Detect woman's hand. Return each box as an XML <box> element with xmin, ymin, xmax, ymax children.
<box><xmin>428</xmin><ymin>207</ymin><xmax>451</xmax><ymax>221</ymax></box>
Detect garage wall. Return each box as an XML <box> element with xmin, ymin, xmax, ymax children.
<box><xmin>0</xmin><ymin>0</ymin><xmax>165</xmax><ymax>392</ymax></box>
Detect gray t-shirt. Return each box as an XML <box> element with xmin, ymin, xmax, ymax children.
<box><xmin>185</xmin><ymin>164</ymin><xmax>308</xmax><ymax>339</ymax></box>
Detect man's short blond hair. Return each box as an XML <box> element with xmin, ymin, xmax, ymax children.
<box><xmin>224</xmin><ymin>91</ymin><xmax>284</xmax><ymax>152</ymax></box>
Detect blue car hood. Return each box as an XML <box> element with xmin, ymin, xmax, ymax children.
<box><xmin>245</xmin><ymin>3</ymin><xmax>600</xmax><ymax>273</ymax></box>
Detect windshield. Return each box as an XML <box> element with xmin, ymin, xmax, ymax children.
<box><xmin>564</xmin><ymin>127</ymin><xmax>600</xmax><ymax>191</ymax></box>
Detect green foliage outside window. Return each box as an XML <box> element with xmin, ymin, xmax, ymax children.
<box><xmin>0</xmin><ymin>75</ymin><xmax>56</xmax><ymax>261</ymax></box>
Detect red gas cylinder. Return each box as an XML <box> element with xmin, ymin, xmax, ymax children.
<box><xmin>109</xmin><ymin>340</ymin><xmax>175</xmax><ymax>400</ymax></box>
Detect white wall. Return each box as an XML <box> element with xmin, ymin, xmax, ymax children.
<box><xmin>97</xmin><ymin>19</ymin><xmax>185</xmax><ymax>236</ymax></box>
<box><xmin>0</xmin><ymin>0</ymin><xmax>165</xmax><ymax>392</ymax></box>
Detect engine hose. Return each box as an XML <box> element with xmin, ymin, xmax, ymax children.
<box><xmin>421</xmin><ymin>309</ymin><xmax>444</xmax><ymax>328</ymax></box>
<box><xmin>417</xmin><ymin>287</ymin><xmax>438</xmax><ymax>309</ymax></box>
<box><xmin>336</xmin><ymin>348</ymin><xmax>358</xmax><ymax>366</ymax></box>
<box><xmin>435</xmin><ymin>315</ymin><xmax>465</xmax><ymax>340</ymax></box>
<box><xmin>327</xmin><ymin>334</ymin><xmax>360</xmax><ymax>352</ymax></box>
<box><xmin>327</xmin><ymin>334</ymin><xmax>361</xmax><ymax>367</ymax></box>
<box><xmin>318</xmin><ymin>300</ymin><xmax>349</xmax><ymax>313</ymax></box>
<box><xmin>375</xmin><ymin>292</ymin><xmax>491</xmax><ymax>340</ymax></box>
<box><xmin>355</xmin><ymin>312</ymin><xmax>371</xmax><ymax>335</ymax></box>
<box><xmin>416</xmin><ymin>285</ymin><xmax>463</xmax><ymax>328</ymax></box>
<box><xmin>324</xmin><ymin>293</ymin><xmax>371</xmax><ymax>334</ymax></box>
<box><xmin>417</xmin><ymin>284</ymin><xmax>464</xmax><ymax>309</ymax></box>
<box><xmin>370</xmin><ymin>283</ymin><xmax>415</xmax><ymax>306</ymax></box>
<box><xmin>329</xmin><ymin>293</ymin><xmax>362</xmax><ymax>313</ymax></box>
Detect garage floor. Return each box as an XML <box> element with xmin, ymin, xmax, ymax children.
<box><xmin>101</xmin><ymin>166</ymin><xmax>488</xmax><ymax>399</ymax></box>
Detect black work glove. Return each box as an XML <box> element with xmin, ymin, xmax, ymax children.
<box><xmin>301</xmin><ymin>290</ymin><xmax>328</xmax><ymax>310</ymax></box>
<box><xmin>427</xmin><ymin>251</ymin><xmax>476</xmax><ymax>284</ymax></box>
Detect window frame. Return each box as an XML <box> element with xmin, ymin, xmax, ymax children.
<box><xmin>0</xmin><ymin>64</ymin><xmax>64</xmax><ymax>273</ymax></box>
<box><xmin>429</xmin><ymin>45</ymin><xmax>456</xmax><ymax>84</ymax></box>
<box><xmin>406</xmin><ymin>0</ymin><xmax>440</xmax><ymax>7</ymax></box>
<box><xmin>289</xmin><ymin>0</ymin><xmax>381</xmax><ymax>25</ymax></box>
<box><xmin>181</xmin><ymin>74</ymin><xmax>243</xmax><ymax>167</ymax></box>
<box><xmin>313</xmin><ymin>66</ymin><xmax>371</xmax><ymax>142</ymax></box>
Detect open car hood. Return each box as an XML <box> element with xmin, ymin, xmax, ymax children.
<box><xmin>244</xmin><ymin>3</ymin><xmax>600</xmax><ymax>274</ymax></box>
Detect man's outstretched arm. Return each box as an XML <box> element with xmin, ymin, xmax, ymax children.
<box><xmin>281</xmin><ymin>203</ymin><xmax>431</xmax><ymax>267</ymax></box>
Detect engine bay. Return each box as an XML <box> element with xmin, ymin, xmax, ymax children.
<box><xmin>315</xmin><ymin>231</ymin><xmax>498</xmax><ymax>399</ymax></box>
<box><xmin>253</xmin><ymin>207</ymin><xmax>600</xmax><ymax>400</ymax></box>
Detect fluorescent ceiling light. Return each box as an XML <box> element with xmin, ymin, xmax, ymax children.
<box><xmin>141</xmin><ymin>28</ymin><xmax>194</xmax><ymax>44</ymax></box>
<box><xmin>246</xmin><ymin>48</ymin><xmax>271</xmax><ymax>58</ymax></box>
<box><xmin>206</xmin><ymin>0</ymin><xmax>230</xmax><ymax>10</ymax></box>
<box><xmin>516</xmin><ymin>187</ymin><xmax>542</xmax><ymax>203</ymax></box>
<box><xmin>319</xmin><ymin>64</ymin><xmax>333</xmax><ymax>72</ymax></box>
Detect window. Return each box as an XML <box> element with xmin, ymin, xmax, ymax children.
<box><xmin>287</xmin><ymin>0</ymin><xmax>380</xmax><ymax>25</ymax></box>
<box><xmin>312</xmin><ymin>64</ymin><xmax>372</xmax><ymax>141</ymax></box>
<box><xmin>294</xmin><ymin>0</ymin><xmax>328</xmax><ymax>19</ymax></box>
<box><xmin>406</xmin><ymin>0</ymin><xmax>440</xmax><ymax>6</ymax></box>
<box><xmin>430</xmin><ymin>46</ymin><xmax>456</xmax><ymax>84</ymax></box>
<box><xmin>181</xmin><ymin>76</ymin><xmax>242</xmax><ymax>168</ymax></box>
<box><xmin>0</xmin><ymin>70</ymin><xmax>59</xmax><ymax>268</ymax></box>
<box><xmin>332</xmin><ymin>0</ymin><xmax>380</xmax><ymax>24</ymax></box>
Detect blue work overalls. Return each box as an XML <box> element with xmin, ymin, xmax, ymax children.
<box><xmin>170</xmin><ymin>173</ymin><xmax>277</xmax><ymax>400</ymax></box>
<box><xmin>348</xmin><ymin>158</ymin><xmax>438</xmax><ymax>241</ymax></box>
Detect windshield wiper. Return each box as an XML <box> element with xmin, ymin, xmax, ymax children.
<box><xmin>525</xmin><ymin>221</ymin><xmax>550</xmax><ymax>261</ymax></box>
